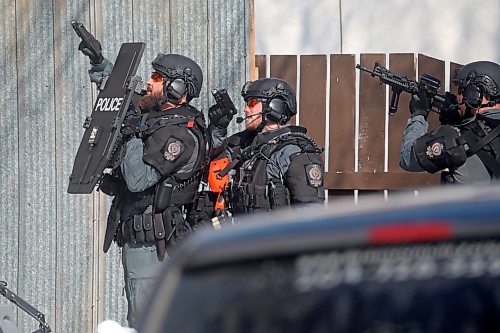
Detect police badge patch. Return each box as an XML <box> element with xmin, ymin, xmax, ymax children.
<box><xmin>162</xmin><ymin>137</ymin><xmax>185</xmax><ymax>161</ymax></box>
<box><xmin>426</xmin><ymin>142</ymin><xmax>444</xmax><ymax>159</ymax></box>
<box><xmin>306</xmin><ymin>164</ymin><xmax>323</xmax><ymax>187</ymax></box>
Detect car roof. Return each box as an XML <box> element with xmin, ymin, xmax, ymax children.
<box><xmin>170</xmin><ymin>184</ymin><xmax>500</xmax><ymax>269</ymax></box>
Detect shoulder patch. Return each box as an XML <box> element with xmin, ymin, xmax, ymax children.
<box><xmin>306</xmin><ymin>163</ymin><xmax>323</xmax><ymax>187</ymax></box>
<box><xmin>162</xmin><ymin>137</ymin><xmax>185</xmax><ymax>161</ymax></box>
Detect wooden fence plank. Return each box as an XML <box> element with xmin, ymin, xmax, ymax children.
<box><xmin>270</xmin><ymin>55</ymin><xmax>297</xmax><ymax>125</ymax></box>
<box><xmin>299</xmin><ymin>55</ymin><xmax>327</xmax><ymax>153</ymax></box>
<box><xmin>450</xmin><ymin>62</ymin><xmax>463</xmax><ymax>95</ymax></box>
<box><xmin>359</xmin><ymin>54</ymin><xmax>386</xmax><ymax>173</ymax></box>
<box><xmin>324</xmin><ymin>172</ymin><xmax>439</xmax><ymax>190</ymax></box>
<box><xmin>330</xmin><ymin>54</ymin><xmax>355</xmax><ymax>174</ymax></box>
<box><xmin>387</xmin><ymin>54</ymin><xmax>441</xmax><ymax>187</ymax></box>
<box><xmin>255</xmin><ymin>54</ymin><xmax>267</xmax><ymax>79</ymax></box>
<box><xmin>387</xmin><ymin>53</ymin><xmax>415</xmax><ymax>172</ymax></box>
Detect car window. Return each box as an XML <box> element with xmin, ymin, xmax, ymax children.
<box><xmin>160</xmin><ymin>239</ymin><xmax>500</xmax><ymax>333</ymax></box>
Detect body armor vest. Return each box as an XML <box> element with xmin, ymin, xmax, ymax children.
<box><xmin>231</xmin><ymin>126</ymin><xmax>323</xmax><ymax>214</ymax></box>
<box><xmin>107</xmin><ymin>105</ymin><xmax>208</xmax><ymax>259</ymax></box>
<box><xmin>459</xmin><ymin>114</ymin><xmax>500</xmax><ymax>178</ymax></box>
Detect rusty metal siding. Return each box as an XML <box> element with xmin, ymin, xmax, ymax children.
<box><xmin>15</xmin><ymin>1</ymin><xmax>57</xmax><ymax>332</ymax></box>
<box><xmin>208</xmin><ymin>0</ymin><xmax>250</xmax><ymax>135</ymax></box>
<box><xmin>0</xmin><ymin>0</ymin><xmax>20</xmax><ymax>329</ymax></box>
<box><xmin>54</xmin><ymin>1</ymin><xmax>96</xmax><ymax>332</ymax></box>
<box><xmin>0</xmin><ymin>1</ymin><xmax>250</xmax><ymax>332</ymax></box>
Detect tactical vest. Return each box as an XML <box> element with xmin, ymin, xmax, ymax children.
<box><xmin>459</xmin><ymin>113</ymin><xmax>500</xmax><ymax>178</ymax></box>
<box><xmin>231</xmin><ymin>126</ymin><xmax>323</xmax><ymax>214</ymax></box>
<box><xmin>110</xmin><ymin>105</ymin><xmax>209</xmax><ymax>259</ymax></box>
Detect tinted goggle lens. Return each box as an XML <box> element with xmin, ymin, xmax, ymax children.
<box><xmin>151</xmin><ymin>72</ymin><xmax>163</xmax><ymax>82</ymax></box>
<box><xmin>246</xmin><ymin>98</ymin><xmax>260</xmax><ymax>108</ymax></box>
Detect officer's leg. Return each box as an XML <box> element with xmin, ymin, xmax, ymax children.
<box><xmin>122</xmin><ymin>242</ymin><xmax>166</xmax><ymax>328</ymax></box>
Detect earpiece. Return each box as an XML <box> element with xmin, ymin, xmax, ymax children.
<box><xmin>166</xmin><ymin>78</ymin><xmax>187</xmax><ymax>100</ymax></box>
<box><xmin>265</xmin><ymin>98</ymin><xmax>288</xmax><ymax>124</ymax></box>
<box><xmin>462</xmin><ymin>84</ymin><xmax>483</xmax><ymax>109</ymax></box>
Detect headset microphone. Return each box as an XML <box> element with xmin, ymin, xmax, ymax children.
<box><xmin>236</xmin><ymin>112</ymin><xmax>263</xmax><ymax>124</ymax></box>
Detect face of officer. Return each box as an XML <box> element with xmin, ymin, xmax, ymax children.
<box><xmin>456</xmin><ymin>88</ymin><xmax>496</xmax><ymax>118</ymax></box>
<box><xmin>244</xmin><ymin>97</ymin><xmax>263</xmax><ymax>131</ymax></box>
<box><xmin>139</xmin><ymin>72</ymin><xmax>186</xmax><ymax>110</ymax></box>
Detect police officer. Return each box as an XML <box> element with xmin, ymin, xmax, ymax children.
<box><xmin>80</xmin><ymin>45</ymin><xmax>208</xmax><ymax>327</ymax></box>
<box><xmin>208</xmin><ymin>78</ymin><xmax>325</xmax><ymax>215</ymax></box>
<box><xmin>399</xmin><ymin>61</ymin><xmax>500</xmax><ymax>184</ymax></box>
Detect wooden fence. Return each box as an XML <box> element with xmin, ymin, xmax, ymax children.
<box><xmin>255</xmin><ymin>53</ymin><xmax>462</xmax><ymax>195</ymax></box>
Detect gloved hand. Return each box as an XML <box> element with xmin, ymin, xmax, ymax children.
<box><xmin>208</xmin><ymin>104</ymin><xmax>234</xmax><ymax>129</ymax></box>
<box><xmin>439</xmin><ymin>92</ymin><xmax>462</xmax><ymax>125</ymax></box>
<box><xmin>409</xmin><ymin>90</ymin><xmax>431</xmax><ymax>120</ymax></box>
<box><xmin>99</xmin><ymin>173</ymin><xmax>124</xmax><ymax>196</ymax></box>
<box><xmin>78</xmin><ymin>40</ymin><xmax>104</xmax><ymax>65</ymax></box>
<box><xmin>121</xmin><ymin>107</ymin><xmax>142</xmax><ymax>140</ymax></box>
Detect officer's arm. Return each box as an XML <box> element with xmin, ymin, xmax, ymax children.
<box><xmin>210</xmin><ymin>126</ymin><xmax>228</xmax><ymax>149</ymax></box>
<box><xmin>399</xmin><ymin>115</ymin><xmax>428</xmax><ymax>172</ymax></box>
<box><xmin>267</xmin><ymin>145</ymin><xmax>302</xmax><ymax>181</ymax></box>
<box><xmin>120</xmin><ymin>138</ymin><xmax>161</xmax><ymax>192</ymax></box>
<box><xmin>283</xmin><ymin>149</ymin><xmax>325</xmax><ymax>205</ymax></box>
<box><xmin>142</xmin><ymin>126</ymin><xmax>197</xmax><ymax>178</ymax></box>
<box><xmin>88</xmin><ymin>58</ymin><xmax>113</xmax><ymax>90</ymax></box>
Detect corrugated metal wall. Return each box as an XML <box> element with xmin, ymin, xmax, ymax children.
<box><xmin>0</xmin><ymin>1</ymin><xmax>250</xmax><ymax>332</ymax></box>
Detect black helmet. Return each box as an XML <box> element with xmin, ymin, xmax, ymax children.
<box><xmin>152</xmin><ymin>53</ymin><xmax>203</xmax><ymax>101</ymax></box>
<box><xmin>453</xmin><ymin>61</ymin><xmax>500</xmax><ymax>108</ymax></box>
<box><xmin>241</xmin><ymin>78</ymin><xmax>297</xmax><ymax>124</ymax></box>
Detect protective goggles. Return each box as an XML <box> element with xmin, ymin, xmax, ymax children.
<box><xmin>151</xmin><ymin>72</ymin><xmax>164</xmax><ymax>83</ymax></box>
<box><xmin>246</xmin><ymin>98</ymin><xmax>264</xmax><ymax>108</ymax></box>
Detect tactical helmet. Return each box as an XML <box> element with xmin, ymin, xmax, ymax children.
<box><xmin>453</xmin><ymin>61</ymin><xmax>500</xmax><ymax>108</ymax></box>
<box><xmin>241</xmin><ymin>78</ymin><xmax>297</xmax><ymax>124</ymax></box>
<box><xmin>152</xmin><ymin>53</ymin><xmax>203</xmax><ymax>101</ymax></box>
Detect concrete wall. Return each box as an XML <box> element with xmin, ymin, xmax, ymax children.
<box><xmin>255</xmin><ymin>0</ymin><xmax>500</xmax><ymax>65</ymax></box>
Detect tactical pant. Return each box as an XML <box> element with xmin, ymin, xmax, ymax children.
<box><xmin>122</xmin><ymin>242</ymin><xmax>166</xmax><ymax>328</ymax></box>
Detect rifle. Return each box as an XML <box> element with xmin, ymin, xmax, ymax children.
<box><xmin>0</xmin><ymin>281</ymin><xmax>52</xmax><ymax>333</ymax></box>
<box><xmin>356</xmin><ymin>61</ymin><xmax>449</xmax><ymax>115</ymax></box>
<box><xmin>211</xmin><ymin>89</ymin><xmax>238</xmax><ymax>118</ymax></box>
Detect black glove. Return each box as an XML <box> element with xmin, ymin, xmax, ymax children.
<box><xmin>99</xmin><ymin>173</ymin><xmax>125</xmax><ymax>196</ymax></box>
<box><xmin>121</xmin><ymin>107</ymin><xmax>142</xmax><ymax>140</ymax></box>
<box><xmin>208</xmin><ymin>104</ymin><xmax>234</xmax><ymax>129</ymax></box>
<box><xmin>409</xmin><ymin>90</ymin><xmax>431</xmax><ymax>119</ymax></box>
<box><xmin>439</xmin><ymin>92</ymin><xmax>462</xmax><ymax>125</ymax></box>
<box><xmin>78</xmin><ymin>40</ymin><xmax>104</xmax><ymax>65</ymax></box>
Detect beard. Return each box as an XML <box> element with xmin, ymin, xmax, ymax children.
<box><xmin>138</xmin><ymin>92</ymin><xmax>162</xmax><ymax>111</ymax></box>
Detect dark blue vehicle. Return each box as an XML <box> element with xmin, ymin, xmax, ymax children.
<box><xmin>139</xmin><ymin>185</ymin><xmax>500</xmax><ymax>333</ymax></box>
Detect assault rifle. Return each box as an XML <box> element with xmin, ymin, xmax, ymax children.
<box><xmin>0</xmin><ymin>281</ymin><xmax>52</xmax><ymax>333</ymax></box>
<box><xmin>356</xmin><ymin>62</ymin><xmax>448</xmax><ymax>115</ymax></box>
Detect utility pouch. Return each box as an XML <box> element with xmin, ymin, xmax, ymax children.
<box><xmin>269</xmin><ymin>183</ymin><xmax>290</xmax><ymax>209</ymax></box>
<box><xmin>133</xmin><ymin>215</ymin><xmax>145</xmax><ymax>243</ymax></box>
<box><xmin>143</xmin><ymin>213</ymin><xmax>154</xmax><ymax>242</ymax></box>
